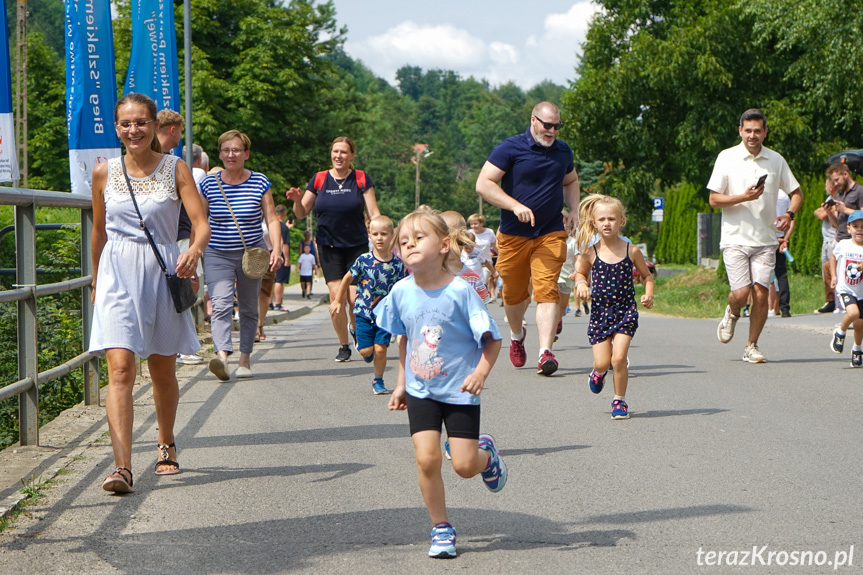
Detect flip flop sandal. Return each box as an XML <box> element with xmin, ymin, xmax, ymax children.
<box><xmin>155</xmin><ymin>443</ymin><xmax>180</xmax><ymax>476</ymax></box>
<box><xmin>102</xmin><ymin>467</ymin><xmax>134</xmax><ymax>493</ymax></box>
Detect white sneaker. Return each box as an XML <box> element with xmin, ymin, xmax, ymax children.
<box><xmin>177</xmin><ymin>354</ymin><xmax>203</xmax><ymax>365</ymax></box>
<box><xmin>742</xmin><ymin>344</ymin><xmax>766</xmax><ymax>363</ymax></box>
<box><xmin>235</xmin><ymin>366</ymin><xmax>254</xmax><ymax>378</ymax></box>
<box><xmin>767</xmin><ymin>310</ymin><xmax>776</xmax><ymax>318</ymax></box>
<box><xmin>717</xmin><ymin>305</ymin><xmax>738</xmax><ymax>344</ymax></box>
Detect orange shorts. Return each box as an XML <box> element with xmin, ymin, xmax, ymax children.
<box><xmin>496</xmin><ymin>230</ymin><xmax>567</xmax><ymax>305</ymax></box>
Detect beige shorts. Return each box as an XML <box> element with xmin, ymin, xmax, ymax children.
<box><xmin>722</xmin><ymin>245</ymin><xmax>776</xmax><ymax>291</ymax></box>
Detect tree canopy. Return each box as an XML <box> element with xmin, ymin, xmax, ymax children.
<box><xmin>9</xmin><ymin>0</ymin><xmax>562</xmax><ymax>229</ymax></box>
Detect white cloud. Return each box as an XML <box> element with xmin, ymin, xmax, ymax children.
<box><xmin>343</xmin><ymin>2</ymin><xmax>599</xmax><ymax>90</ymax></box>
<box><xmin>356</xmin><ymin>21</ymin><xmax>486</xmax><ymax>75</ymax></box>
<box><xmin>489</xmin><ymin>42</ymin><xmax>519</xmax><ymax>66</ymax></box>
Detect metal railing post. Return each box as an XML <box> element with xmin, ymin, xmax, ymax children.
<box><xmin>80</xmin><ymin>209</ymin><xmax>99</xmax><ymax>405</ymax></box>
<box><xmin>15</xmin><ymin>203</ymin><xmax>38</xmax><ymax>446</ymax></box>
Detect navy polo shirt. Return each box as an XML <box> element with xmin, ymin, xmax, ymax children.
<box><xmin>487</xmin><ymin>128</ymin><xmax>574</xmax><ymax>238</ymax></box>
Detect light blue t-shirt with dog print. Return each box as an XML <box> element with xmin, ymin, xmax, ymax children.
<box><xmin>375</xmin><ymin>275</ymin><xmax>501</xmax><ymax>405</ymax></box>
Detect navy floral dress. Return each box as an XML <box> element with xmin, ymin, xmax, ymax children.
<box><xmin>587</xmin><ymin>244</ymin><xmax>639</xmax><ymax>345</ymax></box>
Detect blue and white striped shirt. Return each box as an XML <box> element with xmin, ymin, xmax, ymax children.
<box><xmin>200</xmin><ymin>171</ymin><xmax>270</xmax><ymax>251</ymax></box>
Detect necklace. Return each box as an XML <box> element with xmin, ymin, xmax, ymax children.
<box><xmin>332</xmin><ymin>170</ymin><xmax>350</xmax><ymax>190</ymax></box>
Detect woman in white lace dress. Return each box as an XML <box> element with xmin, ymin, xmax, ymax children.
<box><xmin>89</xmin><ymin>93</ymin><xmax>210</xmax><ymax>493</ymax></box>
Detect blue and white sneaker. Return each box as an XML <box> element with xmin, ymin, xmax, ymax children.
<box><xmin>372</xmin><ymin>378</ymin><xmax>389</xmax><ymax>395</ymax></box>
<box><xmin>429</xmin><ymin>523</ymin><xmax>457</xmax><ymax>558</ymax></box>
<box><xmin>444</xmin><ymin>439</ymin><xmax>451</xmax><ymax>460</ymax></box>
<box><xmin>611</xmin><ymin>399</ymin><xmax>630</xmax><ymax>420</ymax></box>
<box><xmin>589</xmin><ymin>370</ymin><xmax>605</xmax><ymax>394</ymax></box>
<box><xmin>478</xmin><ymin>434</ymin><xmax>507</xmax><ymax>492</ymax></box>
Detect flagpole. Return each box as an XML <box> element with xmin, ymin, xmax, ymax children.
<box><xmin>183</xmin><ymin>0</ymin><xmax>192</xmax><ymax>170</ymax></box>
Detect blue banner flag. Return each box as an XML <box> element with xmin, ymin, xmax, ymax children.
<box><xmin>65</xmin><ymin>0</ymin><xmax>121</xmax><ymax>195</ymax></box>
<box><xmin>124</xmin><ymin>0</ymin><xmax>182</xmax><ymax>155</ymax></box>
<box><xmin>0</xmin><ymin>5</ymin><xmax>19</xmax><ymax>182</ymax></box>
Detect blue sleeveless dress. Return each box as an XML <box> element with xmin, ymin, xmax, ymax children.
<box><xmin>587</xmin><ymin>244</ymin><xmax>639</xmax><ymax>345</ymax></box>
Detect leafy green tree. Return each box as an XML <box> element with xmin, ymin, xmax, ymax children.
<box><xmin>112</xmin><ymin>0</ymin><xmax>346</xmax><ymax>193</ymax></box>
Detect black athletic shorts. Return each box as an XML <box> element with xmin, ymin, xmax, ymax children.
<box><xmin>317</xmin><ymin>243</ymin><xmax>367</xmax><ymax>283</ymax></box>
<box><xmin>840</xmin><ymin>293</ymin><xmax>862</xmax><ymax>310</ymax></box>
<box><xmin>275</xmin><ymin>265</ymin><xmax>291</xmax><ymax>284</ymax></box>
<box><xmin>406</xmin><ymin>394</ymin><xmax>480</xmax><ymax>439</ymax></box>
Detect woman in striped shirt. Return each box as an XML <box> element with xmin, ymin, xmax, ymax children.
<box><xmin>200</xmin><ymin>130</ymin><xmax>283</xmax><ymax>381</ymax></box>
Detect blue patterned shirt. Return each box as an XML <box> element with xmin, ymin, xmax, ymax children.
<box><xmin>349</xmin><ymin>252</ymin><xmax>409</xmax><ymax>320</ymax></box>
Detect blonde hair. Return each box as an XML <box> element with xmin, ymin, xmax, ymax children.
<box><xmin>218</xmin><ymin>129</ymin><xmax>251</xmax><ymax>152</ymax></box>
<box><xmin>369</xmin><ymin>215</ymin><xmax>395</xmax><ymax>252</ymax></box>
<box><xmin>576</xmin><ymin>194</ymin><xmax>627</xmax><ymax>252</ymax></box>
<box><xmin>440</xmin><ymin>210</ymin><xmax>477</xmax><ymax>256</ymax></box>
<box><xmin>398</xmin><ymin>205</ymin><xmax>462</xmax><ymax>275</ymax></box>
<box><xmin>369</xmin><ymin>214</ymin><xmax>394</xmax><ymax>233</ymax></box>
<box><xmin>156</xmin><ymin>108</ymin><xmax>184</xmax><ymax>129</ymax></box>
<box><xmin>467</xmin><ymin>213</ymin><xmax>485</xmax><ymax>225</ymax></box>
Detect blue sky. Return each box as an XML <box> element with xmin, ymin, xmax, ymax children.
<box><xmin>328</xmin><ymin>1</ymin><xmax>599</xmax><ymax>90</ymax></box>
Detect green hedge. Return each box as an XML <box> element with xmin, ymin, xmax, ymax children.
<box><xmin>655</xmin><ymin>175</ymin><xmax>835</xmax><ymax>276</ymax></box>
<box><xmin>655</xmin><ymin>182</ymin><xmax>713</xmax><ymax>265</ymax></box>
<box><xmin>787</xmin><ymin>175</ymin><xmax>829</xmax><ymax>277</ymax></box>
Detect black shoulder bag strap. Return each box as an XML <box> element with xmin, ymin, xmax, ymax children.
<box><xmin>120</xmin><ymin>156</ymin><xmax>169</xmax><ymax>275</ymax></box>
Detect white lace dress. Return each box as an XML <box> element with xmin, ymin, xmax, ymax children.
<box><xmin>89</xmin><ymin>155</ymin><xmax>199</xmax><ymax>357</ymax></box>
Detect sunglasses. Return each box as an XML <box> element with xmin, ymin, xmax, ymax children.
<box><xmin>534</xmin><ymin>115</ymin><xmax>563</xmax><ymax>131</ymax></box>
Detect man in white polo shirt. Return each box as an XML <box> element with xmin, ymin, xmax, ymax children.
<box><xmin>708</xmin><ymin>108</ymin><xmax>803</xmax><ymax>363</ymax></box>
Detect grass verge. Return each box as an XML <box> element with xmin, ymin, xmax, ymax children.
<box><xmin>636</xmin><ymin>267</ymin><xmax>828</xmax><ymax>318</ymax></box>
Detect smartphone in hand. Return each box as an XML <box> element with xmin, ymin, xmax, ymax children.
<box><xmin>753</xmin><ymin>174</ymin><xmax>768</xmax><ymax>189</ymax></box>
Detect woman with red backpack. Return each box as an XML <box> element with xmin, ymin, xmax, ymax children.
<box><xmin>287</xmin><ymin>136</ymin><xmax>381</xmax><ymax>362</ymax></box>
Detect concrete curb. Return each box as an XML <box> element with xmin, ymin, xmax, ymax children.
<box><xmin>0</xmin><ymin>288</ymin><xmax>324</xmax><ymax>525</ymax></box>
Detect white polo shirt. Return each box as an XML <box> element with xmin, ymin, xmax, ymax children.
<box><xmin>707</xmin><ymin>142</ymin><xmax>800</xmax><ymax>248</ymax></box>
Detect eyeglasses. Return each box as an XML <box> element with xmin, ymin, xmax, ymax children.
<box><xmin>116</xmin><ymin>120</ymin><xmax>155</xmax><ymax>131</ymax></box>
<box><xmin>533</xmin><ymin>115</ymin><xmax>563</xmax><ymax>131</ymax></box>
<box><xmin>220</xmin><ymin>148</ymin><xmax>246</xmax><ymax>155</ymax></box>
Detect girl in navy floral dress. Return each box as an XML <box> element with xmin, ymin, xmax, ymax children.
<box><xmin>573</xmin><ymin>194</ymin><xmax>655</xmax><ymax>419</ymax></box>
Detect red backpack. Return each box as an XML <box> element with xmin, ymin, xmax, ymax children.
<box><xmin>313</xmin><ymin>170</ymin><xmax>367</xmax><ymax>192</ymax></box>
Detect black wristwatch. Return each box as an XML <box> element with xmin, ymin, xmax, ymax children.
<box><xmin>786</xmin><ymin>211</ymin><xmax>795</xmax><ymax>220</ymax></box>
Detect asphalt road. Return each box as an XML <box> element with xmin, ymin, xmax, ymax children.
<box><xmin>0</xmin><ymin>302</ymin><xmax>860</xmax><ymax>574</ymax></box>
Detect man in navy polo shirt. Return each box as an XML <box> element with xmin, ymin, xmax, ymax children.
<box><xmin>476</xmin><ymin>101</ymin><xmax>580</xmax><ymax>376</ymax></box>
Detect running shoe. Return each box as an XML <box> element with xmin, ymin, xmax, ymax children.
<box><xmin>429</xmin><ymin>523</ymin><xmax>457</xmax><ymax>558</ymax></box>
<box><xmin>350</xmin><ymin>325</ymin><xmax>358</xmax><ymax>351</ymax></box>
<box><xmin>717</xmin><ymin>305</ymin><xmax>738</xmax><ymax>344</ymax></box>
<box><xmin>611</xmin><ymin>399</ymin><xmax>630</xmax><ymax>420</ymax></box>
<box><xmin>478</xmin><ymin>434</ymin><xmax>507</xmax><ymax>493</ymax></box>
<box><xmin>853</xmin><ymin>350</ymin><xmax>863</xmax><ymax>368</ymax></box>
<box><xmin>574</xmin><ymin>309</ymin><xmax>582</xmax><ymax>317</ymax></box>
<box><xmin>831</xmin><ymin>330</ymin><xmax>845</xmax><ymax>354</ymax></box>
<box><xmin>509</xmin><ymin>330</ymin><xmax>526</xmax><ymax>367</ymax></box>
<box><xmin>372</xmin><ymin>378</ymin><xmax>389</xmax><ymax>395</ymax></box>
<box><xmin>583</xmin><ymin>302</ymin><xmax>590</xmax><ymax>315</ymax></box>
<box><xmin>556</xmin><ymin>321</ymin><xmax>562</xmax><ymax>335</ymax></box>
<box><xmin>363</xmin><ymin>353</ymin><xmax>374</xmax><ymax>364</ymax></box>
<box><xmin>177</xmin><ymin>354</ymin><xmax>203</xmax><ymax>365</ymax></box>
<box><xmin>444</xmin><ymin>439</ymin><xmax>451</xmax><ymax>460</ymax></box>
<box><xmin>589</xmin><ymin>369</ymin><xmax>605</xmax><ymax>394</ymax></box>
<box><xmin>335</xmin><ymin>345</ymin><xmax>351</xmax><ymax>362</ymax></box>
<box><xmin>537</xmin><ymin>350</ymin><xmax>558</xmax><ymax>376</ymax></box>
<box><xmin>742</xmin><ymin>343</ymin><xmax>766</xmax><ymax>363</ymax></box>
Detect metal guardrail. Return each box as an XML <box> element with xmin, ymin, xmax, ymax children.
<box><xmin>0</xmin><ymin>187</ymin><xmax>99</xmax><ymax>446</ymax></box>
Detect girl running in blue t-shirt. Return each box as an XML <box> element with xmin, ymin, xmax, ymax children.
<box><xmin>375</xmin><ymin>205</ymin><xmax>505</xmax><ymax>559</ymax></box>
